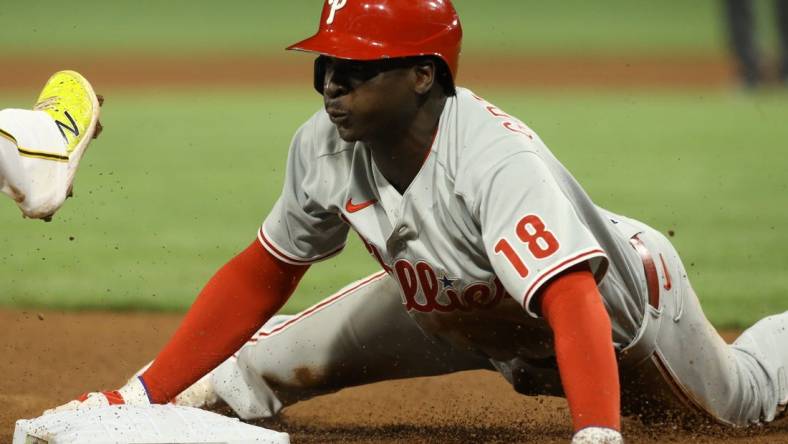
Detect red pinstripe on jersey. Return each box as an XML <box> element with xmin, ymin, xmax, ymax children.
<box><xmin>258</xmin><ymin>226</ymin><xmax>345</xmax><ymax>265</ymax></box>
<box><xmin>244</xmin><ymin>270</ymin><xmax>389</xmax><ymax>346</ymax></box>
<box><xmin>522</xmin><ymin>248</ymin><xmax>606</xmax><ymax>314</ymax></box>
<box><xmin>659</xmin><ymin>253</ymin><xmax>673</xmax><ymax>291</ymax></box>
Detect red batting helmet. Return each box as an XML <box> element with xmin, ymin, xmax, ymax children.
<box><xmin>287</xmin><ymin>0</ymin><xmax>463</xmax><ymax>84</ymax></box>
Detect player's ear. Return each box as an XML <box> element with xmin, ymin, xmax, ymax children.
<box><xmin>412</xmin><ymin>59</ymin><xmax>436</xmax><ymax>95</ymax></box>
<box><xmin>314</xmin><ymin>56</ymin><xmax>327</xmax><ymax>95</ymax></box>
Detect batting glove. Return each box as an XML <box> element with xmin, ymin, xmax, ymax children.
<box><xmin>571</xmin><ymin>427</ymin><xmax>623</xmax><ymax>444</ymax></box>
<box><xmin>44</xmin><ymin>376</ymin><xmax>151</xmax><ymax>415</ymax></box>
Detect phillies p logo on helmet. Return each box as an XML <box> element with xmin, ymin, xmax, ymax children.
<box><xmin>288</xmin><ymin>0</ymin><xmax>463</xmax><ymax>91</ymax></box>
<box><xmin>326</xmin><ymin>0</ymin><xmax>348</xmax><ymax>25</ymax></box>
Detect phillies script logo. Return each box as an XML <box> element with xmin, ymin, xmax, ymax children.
<box><xmin>394</xmin><ymin>259</ymin><xmax>506</xmax><ymax>313</ymax></box>
<box><xmin>353</xmin><ymin>232</ymin><xmax>506</xmax><ymax>313</ymax></box>
<box><xmin>326</xmin><ymin>0</ymin><xmax>347</xmax><ymax>25</ymax></box>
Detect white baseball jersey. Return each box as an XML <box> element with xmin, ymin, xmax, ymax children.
<box><xmin>260</xmin><ymin>88</ymin><xmax>651</xmax><ymax>360</ymax></box>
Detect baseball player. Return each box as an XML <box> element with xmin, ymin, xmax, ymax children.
<box><xmin>49</xmin><ymin>1</ymin><xmax>788</xmax><ymax>443</ymax></box>
<box><xmin>0</xmin><ymin>70</ymin><xmax>102</xmax><ymax>221</ymax></box>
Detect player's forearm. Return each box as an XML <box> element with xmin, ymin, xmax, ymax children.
<box><xmin>141</xmin><ymin>240</ymin><xmax>308</xmax><ymax>403</ymax></box>
<box><xmin>541</xmin><ymin>267</ymin><xmax>621</xmax><ymax>432</ymax></box>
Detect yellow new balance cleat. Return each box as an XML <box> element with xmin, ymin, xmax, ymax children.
<box><xmin>24</xmin><ymin>70</ymin><xmax>103</xmax><ymax>221</ymax></box>
<box><xmin>33</xmin><ymin>70</ymin><xmax>102</xmax><ymax>156</ymax></box>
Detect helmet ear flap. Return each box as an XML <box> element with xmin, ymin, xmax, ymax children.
<box><xmin>313</xmin><ymin>56</ymin><xmax>326</xmax><ymax>94</ymax></box>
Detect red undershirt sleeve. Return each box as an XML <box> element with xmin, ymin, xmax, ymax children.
<box><xmin>538</xmin><ymin>264</ymin><xmax>621</xmax><ymax>432</ymax></box>
<box><xmin>140</xmin><ymin>239</ymin><xmax>308</xmax><ymax>403</ymax></box>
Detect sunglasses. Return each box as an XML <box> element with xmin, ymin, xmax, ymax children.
<box><xmin>314</xmin><ymin>56</ymin><xmax>422</xmax><ymax>93</ymax></box>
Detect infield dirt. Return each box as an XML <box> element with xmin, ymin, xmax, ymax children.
<box><xmin>2</xmin><ymin>309</ymin><xmax>787</xmax><ymax>444</ymax></box>
<box><xmin>0</xmin><ymin>53</ymin><xmax>739</xmax><ymax>91</ymax></box>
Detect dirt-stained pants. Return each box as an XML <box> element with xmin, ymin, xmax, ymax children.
<box><xmin>617</xmin><ymin>221</ymin><xmax>788</xmax><ymax>426</ymax></box>
<box><xmin>209</xmin><ymin>272</ymin><xmax>492</xmax><ymax>419</ymax></box>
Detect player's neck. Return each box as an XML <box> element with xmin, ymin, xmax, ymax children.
<box><xmin>368</xmin><ymin>95</ymin><xmax>446</xmax><ymax>194</ymax></box>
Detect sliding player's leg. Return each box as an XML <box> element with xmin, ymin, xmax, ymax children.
<box><xmin>621</xmin><ymin>221</ymin><xmax>788</xmax><ymax>426</ymax></box>
<box><xmin>185</xmin><ymin>271</ymin><xmax>493</xmax><ymax>419</ymax></box>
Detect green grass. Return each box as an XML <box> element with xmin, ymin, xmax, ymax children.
<box><xmin>1</xmin><ymin>88</ymin><xmax>787</xmax><ymax>328</ymax></box>
<box><xmin>0</xmin><ymin>90</ymin><xmax>381</xmax><ymax>314</ymax></box>
<box><xmin>1</xmin><ymin>0</ymin><xmax>781</xmax><ymax>57</ymax></box>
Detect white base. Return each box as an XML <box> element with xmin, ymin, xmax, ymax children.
<box><xmin>13</xmin><ymin>404</ymin><xmax>289</xmax><ymax>444</ymax></box>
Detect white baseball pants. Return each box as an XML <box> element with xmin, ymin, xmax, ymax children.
<box><xmin>0</xmin><ymin>109</ymin><xmax>72</xmax><ymax>219</ymax></box>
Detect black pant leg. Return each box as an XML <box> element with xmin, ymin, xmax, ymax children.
<box><xmin>723</xmin><ymin>0</ymin><xmax>760</xmax><ymax>86</ymax></box>
<box><xmin>777</xmin><ymin>0</ymin><xmax>788</xmax><ymax>81</ymax></box>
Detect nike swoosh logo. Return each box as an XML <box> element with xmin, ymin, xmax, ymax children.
<box><xmin>659</xmin><ymin>253</ymin><xmax>672</xmax><ymax>291</ymax></box>
<box><xmin>345</xmin><ymin>198</ymin><xmax>377</xmax><ymax>213</ymax></box>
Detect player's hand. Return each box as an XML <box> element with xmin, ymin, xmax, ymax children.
<box><xmin>43</xmin><ymin>376</ymin><xmax>151</xmax><ymax>415</ymax></box>
<box><xmin>571</xmin><ymin>427</ymin><xmax>623</xmax><ymax>444</ymax></box>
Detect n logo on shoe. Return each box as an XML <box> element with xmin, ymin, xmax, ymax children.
<box><xmin>326</xmin><ymin>0</ymin><xmax>347</xmax><ymax>25</ymax></box>
<box><xmin>55</xmin><ymin>110</ymin><xmax>80</xmax><ymax>143</ymax></box>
